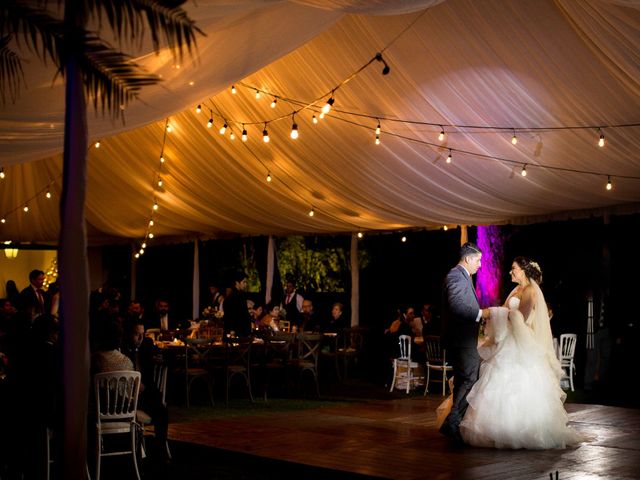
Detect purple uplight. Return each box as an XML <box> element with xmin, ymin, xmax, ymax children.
<box><xmin>476</xmin><ymin>225</ymin><xmax>504</xmax><ymax>307</ymax></box>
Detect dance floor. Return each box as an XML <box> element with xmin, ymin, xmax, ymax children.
<box><xmin>168</xmin><ymin>393</ymin><xmax>640</xmax><ymax>479</ymax></box>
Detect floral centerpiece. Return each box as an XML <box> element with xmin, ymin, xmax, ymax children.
<box><xmin>202</xmin><ymin>306</ymin><xmax>224</xmax><ymax>320</ymax></box>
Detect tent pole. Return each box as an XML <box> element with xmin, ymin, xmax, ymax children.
<box><xmin>350</xmin><ymin>233</ymin><xmax>359</xmax><ymax>327</ymax></box>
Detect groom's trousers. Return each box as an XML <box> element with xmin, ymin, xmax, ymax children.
<box><xmin>442</xmin><ymin>346</ymin><xmax>480</xmax><ymax>433</ymax></box>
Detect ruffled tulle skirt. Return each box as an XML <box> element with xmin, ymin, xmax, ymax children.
<box><xmin>459</xmin><ymin>307</ymin><xmax>585</xmax><ymax>449</ymax></box>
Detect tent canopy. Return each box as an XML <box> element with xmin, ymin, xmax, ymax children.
<box><xmin>1</xmin><ymin>0</ymin><xmax>639</xmax><ymax>245</ymax></box>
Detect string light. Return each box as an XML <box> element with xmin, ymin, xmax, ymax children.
<box><xmin>521</xmin><ymin>164</ymin><xmax>527</xmax><ymax>177</ymax></box>
<box><xmin>376</xmin><ymin>120</ymin><xmax>381</xmax><ymax>135</ymax></box>
<box><xmin>446</xmin><ymin>150</ymin><xmax>452</xmax><ymax>164</ymax></box>
<box><xmin>375</xmin><ymin>135</ymin><xmax>380</xmax><ymax>145</ymax></box>
<box><xmin>23</xmin><ymin>205</ymin><xmax>29</xmax><ymax>213</ymax></box>
<box><xmin>598</xmin><ymin>129</ymin><xmax>605</xmax><ymax>147</ymax></box>
<box><xmin>219</xmin><ymin>123</ymin><xmax>227</xmax><ymax>135</ymax></box>
<box><xmin>290</xmin><ymin>115</ymin><xmax>299</xmax><ymax>139</ymax></box>
<box><xmin>139</xmin><ymin>248</ymin><xmax>145</xmax><ymax>255</ymax></box>
<box><xmin>196</xmin><ymin>104</ymin><xmax>201</xmax><ymax>113</ymax></box>
<box><xmin>207</xmin><ymin>109</ymin><xmax>213</xmax><ymax>128</ymax></box>
<box><xmin>443</xmin><ymin>225</ymin><xmax>448</xmax><ymax>231</ymax></box>
<box><xmin>270</xmin><ymin>98</ymin><xmax>277</xmax><ymax>108</ymax></box>
<box><xmin>157</xmin><ymin>177</ymin><xmax>163</xmax><ymax>187</ymax></box>
<box><xmin>149</xmin><ymin>233</ymin><xmax>154</xmax><ymax>239</ymax></box>
<box><xmin>401</xmin><ymin>235</ymin><xmax>407</xmax><ymax>243</ymax></box>
<box><xmin>242</xmin><ymin>125</ymin><xmax>248</xmax><ymax>142</ymax></box>
<box><xmin>135</xmin><ymin>253</ymin><xmax>140</xmax><ymax>259</ymax></box>
<box><xmin>322</xmin><ymin>95</ymin><xmax>335</xmax><ymax>114</ymax></box>
<box><xmin>312</xmin><ymin>115</ymin><xmax>318</xmax><ymax>124</ymax></box>
<box><xmin>231</xmin><ymin>85</ymin><xmax>237</xmax><ymax>94</ymax></box>
<box><xmin>141</xmin><ymin>242</ymin><xmax>147</xmax><ymax>249</ymax></box>
<box><xmin>511</xmin><ymin>130</ymin><xmax>518</xmax><ymax>145</ymax></box>
<box><xmin>149</xmin><ymin>219</ymin><xmax>154</xmax><ymax>226</ymax></box>
<box><xmin>160</xmin><ymin>154</ymin><xmax>165</xmax><ymax>163</ymax></box>
<box><xmin>153</xmin><ymin>201</ymin><xmax>158</xmax><ymax>211</ymax></box>
<box><xmin>357</xmin><ymin>232</ymin><xmax>364</xmax><ymax>238</ymax></box>
<box><xmin>606</xmin><ymin>176</ymin><xmax>612</xmax><ymax>190</ymax></box>
<box><xmin>46</xmin><ymin>190</ymin><xmax>52</xmax><ymax>199</ymax></box>
<box><xmin>0</xmin><ymin>168</ymin><xmax>4</xmax><ymax>179</ymax></box>
<box><xmin>166</xmin><ymin>123</ymin><xmax>172</xmax><ymax>133</ymax></box>
<box><xmin>319</xmin><ymin>112</ymin><xmax>325</xmax><ymax>120</ymax></box>
<box><xmin>94</xmin><ymin>140</ymin><xmax>101</xmax><ymax>148</ymax></box>
<box><xmin>438</xmin><ymin>128</ymin><xmax>445</xmax><ymax>142</ymax></box>
<box><xmin>266</xmin><ymin>172</ymin><xmax>272</xmax><ymax>182</ymax></box>
<box><xmin>229</xmin><ymin>131</ymin><xmax>236</xmax><ymax>141</ymax></box>
<box><xmin>255</xmin><ymin>89</ymin><xmax>261</xmax><ymax>99</ymax></box>
<box><xmin>0</xmin><ymin>218</ymin><xmax>5</xmax><ymax>224</ymax></box>
<box><xmin>308</xmin><ymin>208</ymin><xmax>315</xmax><ymax>217</ymax></box>
<box><xmin>263</xmin><ymin>124</ymin><xmax>270</xmax><ymax>143</ymax></box>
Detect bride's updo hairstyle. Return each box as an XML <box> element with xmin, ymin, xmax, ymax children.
<box><xmin>514</xmin><ymin>256</ymin><xmax>543</xmax><ymax>284</ymax></box>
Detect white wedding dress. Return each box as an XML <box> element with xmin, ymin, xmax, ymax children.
<box><xmin>458</xmin><ymin>284</ymin><xmax>585</xmax><ymax>449</ymax></box>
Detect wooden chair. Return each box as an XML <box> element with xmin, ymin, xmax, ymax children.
<box><xmin>137</xmin><ymin>364</ymin><xmax>172</xmax><ymax>460</ymax></box>
<box><xmin>184</xmin><ymin>338</ymin><xmax>215</xmax><ymax>407</ymax></box>
<box><xmin>559</xmin><ymin>333</ymin><xmax>578</xmax><ymax>391</ymax></box>
<box><xmin>288</xmin><ymin>333</ymin><xmax>322</xmax><ymax>397</ymax></box>
<box><xmin>225</xmin><ymin>338</ymin><xmax>254</xmax><ymax>404</ymax></box>
<box><xmin>93</xmin><ymin>370</ymin><xmax>142</xmax><ymax>480</ymax></box>
<box><xmin>336</xmin><ymin>327</ymin><xmax>368</xmax><ymax>381</ymax></box>
<box><xmin>390</xmin><ymin>335</ymin><xmax>423</xmax><ymax>393</ymax></box>
<box><xmin>423</xmin><ymin>335</ymin><xmax>453</xmax><ymax>396</ymax></box>
<box><xmin>263</xmin><ymin>332</ymin><xmax>295</xmax><ymax>401</ymax></box>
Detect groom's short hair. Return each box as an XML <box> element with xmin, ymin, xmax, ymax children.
<box><xmin>459</xmin><ymin>242</ymin><xmax>481</xmax><ymax>260</ymax></box>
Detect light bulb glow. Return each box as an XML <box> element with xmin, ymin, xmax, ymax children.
<box><xmin>322</xmin><ymin>97</ymin><xmax>334</xmax><ymax>114</ymax></box>
<box><xmin>290</xmin><ymin>123</ymin><xmax>299</xmax><ymax>139</ymax></box>
<box><xmin>270</xmin><ymin>98</ymin><xmax>277</xmax><ymax>108</ymax></box>
<box><xmin>511</xmin><ymin>133</ymin><xmax>518</xmax><ymax>145</ymax></box>
<box><xmin>95</xmin><ymin>141</ymin><xmax>101</xmax><ymax>148</ymax></box>
<box><xmin>135</xmin><ymin>253</ymin><xmax>140</xmax><ymax>259</ymax></box>
<box><xmin>599</xmin><ymin>133</ymin><xmax>605</xmax><ymax>147</ymax></box>
<box><xmin>357</xmin><ymin>232</ymin><xmax>363</xmax><ymax>239</ymax></box>
<box><xmin>443</xmin><ymin>225</ymin><xmax>448</xmax><ymax>231</ymax></box>
<box><xmin>153</xmin><ymin>202</ymin><xmax>158</xmax><ymax>211</ymax></box>
<box><xmin>606</xmin><ymin>176</ymin><xmax>612</xmax><ymax>190</ymax></box>
<box><xmin>229</xmin><ymin>132</ymin><xmax>235</xmax><ymax>140</ymax></box>
<box><xmin>309</xmin><ymin>208</ymin><xmax>315</xmax><ymax>217</ymax></box>
<box><xmin>242</xmin><ymin>128</ymin><xmax>248</xmax><ymax>142</ymax></box>
<box><xmin>319</xmin><ymin>112</ymin><xmax>325</xmax><ymax>119</ymax></box>
<box><xmin>158</xmin><ymin>178</ymin><xmax>163</xmax><ymax>187</ymax></box>
<box><xmin>219</xmin><ymin>123</ymin><xmax>227</xmax><ymax>135</ymax></box>
<box><xmin>0</xmin><ymin>218</ymin><xmax>5</xmax><ymax>224</ymax></box>
<box><xmin>438</xmin><ymin>129</ymin><xmax>445</xmax><ymax>142</ymax></box>
<box><xmin>149</xmin><ymin>220</ymin><xmax>154</xmax><ymax>226</ymax></box>
<box><xmin>312</xmin><ymin>115</ymin><xmax>318</xmax><ymax>124</ymax></box>
<box><xmin>141</xmin><ymin>242</ymin><xmax>147</xmax><ymax>249</ymax></box>
<box><xmin>231</xmin><ymin>85</ymin><xmax>236</xmax><ymax>94</ymax></box>
<box><xmin>376</xmin><ymin>122</ymin><xmax>381</xmax><ymax>135</ymax></box>
<box><xmin>46</xmin><ymin>190</ymin><xmax>51</xmax><ymax>199</ymax></box>
<box><xmin>266</xmin><ymin>173</ymin><xmax>272</xmax><ymax>182</ymax></box>
<box><xmin>521</xmin><ymin>165</ymin><xmax>527</xmax><ymax>177</ymax></box>
<box><xmin>207</xmin><ymin>118</ymin><xmax>213</xmax><ymax>128</ymax></box>
<box><xmin>401</xmin><ymin>236</ymin><xmax>407</xmax><ymax>243</ymax></box>
<box><xmin>446</xmin><ymin>150</ymin><xmax>452</xmax><ymax>164</ymax></box>
<box><xmin>166</xmin><ymin>124</ymin><xmax>172</xmax><ymax>133</ymax></box>
<box><xmin>23</xmin><ymin>205</ymin><xmax>29</xmax><ymax>212</ymax></box>
<box><xmin>0</xmin><ymin>169</ymin><xmax>5</xmax><ymax>179</ymax></box>
<box><xmin>160</xmin><ymin>155</ymin><xmax>165</xmax><ymax>163</ymax></box>
<box><xmin>263</xmin><ymin>128</ymin><xmax>270</xmax><ymax>143</ymax></box>
<box><xmin>375</xmin><ymin>135</ymin><xmax>380</xmax><ymax>145</ymax></box>
<box><xmin>196</xmin><ymin>104</ymin><xmax>201</xmax><ymax>113</ymax></box>
<box><xmin>149</xmin><ymin>233</ymin><xmax>154</xmax><ymax>239</ymax></box>
<box><xmin>255</xmin><ymin>90</ymin><xmax>261</xmax><ymax>99</ymax></box>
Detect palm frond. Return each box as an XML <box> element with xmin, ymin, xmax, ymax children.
<box><xmin>78</xmin><ymin>33</ymin><xmax>160</xmax><ymax>118</ymax></box>
<box><xmin>0</xmin><ymin>35</ymin><xmax>24</xmax><ymax>105</ymax></box>
<box><xmin>87</xmin><ymin>0</ymin><xmax>203</xmax><ymax>61</ymax></box>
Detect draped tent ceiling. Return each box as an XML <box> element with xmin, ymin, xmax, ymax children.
<box><xmin>1</xmin><ymin>0</ymin><xmax>639</xmax><ymax>246</ymax></box>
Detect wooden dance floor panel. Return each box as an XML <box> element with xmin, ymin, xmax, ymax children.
<box><xmin>169</xmin><ymin>396</ymin><xmax>640</xmax><ymax>479</ymax></box>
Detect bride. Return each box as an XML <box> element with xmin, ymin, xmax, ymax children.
<box><xmin>457</xmin><ymin>257</ymin><xmax>584</xmax><ymax>449</ymax></box>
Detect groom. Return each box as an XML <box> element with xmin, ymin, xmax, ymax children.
<box><xmin>439</xmin><ymin>242</ymin><xmax>490</xmax><ymax>445</ymax></box>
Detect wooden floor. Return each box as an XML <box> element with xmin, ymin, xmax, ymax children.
<box><xmin>168</xmin><ymin>393</ymin><xmax>640</xmax><ymax>480</ymax></box>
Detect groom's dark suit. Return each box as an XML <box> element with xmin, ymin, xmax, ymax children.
<box><xmin>440</xmin><ymin>264</ymin><xmax>482</xmax><ymax>442</ymax></box>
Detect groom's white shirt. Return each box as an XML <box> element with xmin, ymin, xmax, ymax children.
<box><xmin>460</xmin><ymin>264</ymin><xmax>482</xmax><ymax>323</ymax></box>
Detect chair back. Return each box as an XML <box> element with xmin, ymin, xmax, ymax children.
<box><xmin>226</xmin><ymin>337</ymin><xmax>252</xmax><ymax>369</ymax></box>
<box><xmin>559</xmin><ymin>333</ymin><xmax>577</xmax><ymax>360</ymax></box>
<box><xmin>397</xmin><ymin>335</ymin><xmax>412</xmax><ymax>361</ymax></box>
<box><xmin>296</xmin><ymin>333</ymin><xmax>322</xmax><ymax>367</ymax></box>
<box><xmin>94</xmin><ymin>371</ymin><xmax>141</xmax><ymax>422</ymax></box>
<box><xmin>341</xmin><ymin>327</ymin><xmax>367</xmax><ymax>352</ymax></box>
<box><xmin>184</xmin><ymin>337</ymin><xmax>214</xmax><ymax>368</ymax></box>
<box><xmin>152</xmin><ymin>364</ymin><xmax>168</xmax><ymax>405</ymax></box>
<box><xmin>424</xmin><ymin>335</ymin><xmax>446</xmax><ymax>365</ymax></box>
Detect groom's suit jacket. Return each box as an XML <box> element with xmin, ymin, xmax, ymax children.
<box><xmin>441</xmin><ymin>264</ymin><xmax>481</xmax><ymax>349</ymax></box>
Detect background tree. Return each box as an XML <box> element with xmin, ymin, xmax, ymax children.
<box><xmin>0</xmin><ymin>1</ymin><xmax>200</xmax><ymax>477</ymax></box>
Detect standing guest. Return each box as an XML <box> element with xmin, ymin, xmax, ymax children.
<box><xmin>420</xmin><ymin>303</ymin><xmax>439</xmax><ymax>336</ymax></box>
<box><xmin>207</xmin><ymin>281</ymin><xmax>224</xmax><ymax>310</ymax></box>
<box><xmin>5</xmin><ymin>280</ymin><xmax>20</xmax><ymax>309</ymax></box>
<box><xmin>222</xmin><ymin>272</ymin><xmax>253</xmax><ymax>337</ymax></box>
<box><xmin>281</xmin><ymin>279</ymin><xmax>303</xmax><ymax>326</ymax></box>
<box><xmin>18</xmin><ymin>269</ymin><xmax>50</xmax><ymax>326</ymax></box>
<box><xmin>439</xmin><ymin>242</ymin><xmax>490</xmax><ymax>445</ymax></box>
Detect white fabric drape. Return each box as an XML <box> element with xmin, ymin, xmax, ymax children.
<box><xmin>265</xmin><ymin>235</ymin><xmax>275</xmax><ymax>305</ymax></box>
<box><xmin>350</xmin><ymin>233</ymin><xmax>359</xmax><ymax>327</ymax></box>
<box><xmin>192</xmin><ymin>239</ymin><xmax>200</xmax><ymax>320</ymax></box>
<box><xmin>1</xmin><ymin>1</ymin><xmax>639</xmax><ymax>243</ymax></box>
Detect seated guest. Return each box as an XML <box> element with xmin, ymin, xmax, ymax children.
<box><xmin>404</xmin><ymin>307</ymin><xmax>423</xmax><ymax>337</ymax></box>
<box><xmin>91</xmin><ymin>320</ymin><xmax>133</xmax><ymax>374</ymax></box>
<box><xmin>121</xmin><ymin>320</ymin><xmax>169</xmax><ymax>461</ymax></box>
<box><xmin>419</xmin><ymin>303</ymin><xmax>439</xmax><ymax>336</ymax></box>
<box><xmin>147</xmin><ymin>298</ymin><xmax>183</xmax><ymax>331</ymax></box>
<box><xmin>300</xmin><ymin>299</ymin><xmax>320</xmax><ymax>332</ymax></box>
<box><xmin>258</xmin><ymin>302</ymin><xmax>281</xmax><ymax>332</ymax></box>
<box><xmin>126</xmin><ymin>299</ymin><xmax>145</xmax><ymax>323</ymax></box>
<box><xmin>251</xmin><ymin>303</ymin><xmax>264</xmax><ymax>330</ymax></box>
<box><xmin>323</xmin><ymin>302</ymin><xmax>349</xmax><ymax>333</ymax></box>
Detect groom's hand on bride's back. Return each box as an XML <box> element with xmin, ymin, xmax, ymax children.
<box><xmin>481</xmin><ymin>309</ymin><xmax>491</xmax><ymax>321</ymax></box>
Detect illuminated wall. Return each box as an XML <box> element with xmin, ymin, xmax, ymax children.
<box><xmin>476</xmin><ymin>225</ymin><xmax>504</xmax><ymax>307</ymax></box>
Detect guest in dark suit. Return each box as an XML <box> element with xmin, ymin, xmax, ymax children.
<box><xmin>222</xmin><ymin>272</ymin><xmax>252</xmax><ymax>337</ymax></box>
<box><xmin>18</xmin><ymin>269</ymin><xmax>50</xmax><ymax>326</ymax></box>
<box><xmin>439</xmin><ymin>242</ymin><xmax>490</xmax><ymax>445</ymax></box>
<box><xmin>147</xmin><ymin>298</ymin><xmax>183</xmax><ymax>331</ymax></box>
<box><xmin>300</xmin><ymin>299</ymin><xmax>321</xmax><ymax>332</ymax></box>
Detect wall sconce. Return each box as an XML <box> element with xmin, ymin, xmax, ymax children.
<box><xmin>3</xmin><ymin>241</ymin><xmax>18</xmax><ymax>259</ymax></box>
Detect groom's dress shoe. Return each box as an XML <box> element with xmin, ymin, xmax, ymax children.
<box><xmin>440</xmin><ymin>423</ymin><xmax>465</xmax><ymax>446</ymax></box>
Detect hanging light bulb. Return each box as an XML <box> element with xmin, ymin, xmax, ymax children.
<box><xmin>357</xmin><ymin>232</ymin><xmax>364</xmax><ymax>239</ymax></box>
<box><xmin>438</xmin><ymin>128</ymin><xmax>445</xmax><ymax>142</ymax></box>
<box><xmin>606</xmin><ymin>176</ymin><xmax>612</xmax><ymax>190</ymax></box>
<box><xmin>375</xmin><ymin>135</ymin><xmax>380</xmax><ymax>145</ymax></box>
<box><xmin>375</xmin><ymin>121</ymin><xmax>381</xmax><ymax>135</ymax></box>
<box><xmin>141</xmin><ymin>242</ymin><xmax>147</xmax><ymax>249</ymax></box>
<box><xmin>229</xmin><ymin>131</ymin><xmax>236</xmax><ymax>141</ymax></box>
<box><xmin>308</xmin><ymin>208</ymin><xmax>315</xmax><ymax>217</ymax></box>
<box><xmin>446</xmin><ymin>150</ymin><xmax>452</xmax><ymax>164</ymax></box>
<box><xmin>598</xmin><ymin>130</ymin><xmax>605</xmax><ymax>147</ymax></box>
<box><xmin>219</xmin><ymin>123</ymin><xmax>227</xmax><ymax>135</ymax></box>
<box><xmin>153</xmin><ymin>201</ymin><xmax>159</xmax><ymax>211</ymax></box>
<box><xmin>207</xmin><ymin>117</ymin><xmax>213</xmax><ymax>128</ymax></box>
<box><xmin>312</xmin><ymin>115</ymin><xmax>318</xmax><ymax>124</ymax></box>
<box><xmin>149</xmin><ymin>233</ymin><xmax>154</xmax><ymax>239</ymax></box>
<box><xmin>521</xmin><ymin>164</ymin><xmax>527</xmax><ymax>177</ymax></box>
<box><xmin>23</xmin><ymin>205</ymin><xmax>29</xmax><ymax>213</ymax></box>
<box><xmin>94</xmin><ymin>140</ymin><xmax>101</xmax><ymax>148</ymax></box>
<box><xmin>135</xmin><ymin>253</ymin><xmax>140</xmax><ymax>259</ymax></box>
<box><xmin>266</xmin><ymin>172</ymin><xmax>272</xmax><ymax>182</ymax></box>
<box><xmin>255</xmin><ymin>89</ymin><xmax>261</xmax><ymax>99</ymax></box>
<box><xmin>157</xmin><ymin>178</ymin><xmax>163</xmax><ymax>187</ymax></box>
<box><xmin>319</xmin><ymin>112</ymin><xmax>325</xmax><ymax>120</ymax></box>
<box><xmin>196</xmin><ymin>104</ymin><xmax>201</xmax><ymax>113</ymax></box>
<box><xmin>401</xmin><ymin>235</ymin><xmax>407</xmax><ymax>243</ymax></box>
<box><xmin>263</xmin><ymin>124</ymin><xmax>270</xmax><ymax>143</ymax></box>
<box><xmin>160</xmin><ymin>154</ymin><xmax>165</xmax><ymax>163</ymax></box>
<box><xmin>46</xmin><ymin>190</ymin><xmax>52</xmax><ymax>199</ymax></box>
<box><xmin>290</xmin><ymin>115</ymin><xmax>299</xmax><ymax>139</ymax></box>
<box><xmin>231</xmin><ymin>85</ymin><xmax>237</xmax><ymax>94</ymax></box>
<box><xmin>322</xmin><ymin>96</ymin><xmax>335</xmax><ymax>114</ymax></box>
<box><xmin>270</xmin><ymin>98</ymin><xmax>277</xmax><ymax>108</ymax></box>
<box><xmin>166</xmin><ymin>123</ymin><xmax>172</xmax><ymax>133</ymax></box>
<box><xmin>242</xmin><ymin>125</ymin><xmax>248</xmax><ymax>142</ymax></box>
<box><xmin>139</xmin><ymin>248</ymin><xmax>145</xmax><ymax>255</ymax></box>
<box><xmin>443</xmin><ymin>225</ymin><xmax>448</xmax><ymax>231</ymax></box>
<box><xmin>0</xmin><ymin>168</ymin><xmax>4</xmax><ymax>179</ymax></box>
<box><xmin>149</xmin><ymin>219</ymin><xmax>154</xmax><ymax>226</ymax></box>
<box><xmin>1</xmin><ymin>218</ymin><xmax>5</xmax><ymax>224</ymax></box>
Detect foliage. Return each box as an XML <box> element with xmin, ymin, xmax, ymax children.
<box><xmin>239</xmin><ymin>239</ymin><xmax>261</xmax><ymax>293</ymax></box>
<box><xmin>276</xmin><ymin>236</ymin><xmax>367</xmax><ymax>293</ymax></box>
